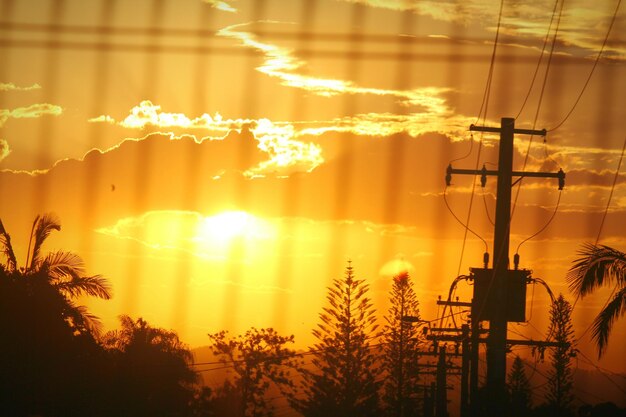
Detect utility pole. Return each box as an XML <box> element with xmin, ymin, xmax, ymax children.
<box><xmin>446</xmin><ymin>117</ymin><xmax>565</xmax><ymax>416</ymax></box>
<box><xmin>435</xmin><ymin>347</ymin><xmax>448</xmax><ymax>417</ymax></box>
<box><xmin>460</xmin><ymin>324</ymin><xmax>470</xmax><ymax>417</ymax></box>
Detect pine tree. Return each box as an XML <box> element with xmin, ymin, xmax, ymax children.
<box><xmin>291</xmin><ymin>261</ymin><xmax>381</xmax><ymax>417</ymax></box>
<box><xmin>507</xmin><ymin>355</ymin><xmax>532</xmax><ymax>417</ymax></box>
<box><xmin>381</xmin><ymin>271</ymin><xmax>423</xmax><ymax>417</ymax></box>
<box><xmin>544</xmin><ymin>294</ymin><xmax>576</xmax><ymax>417</ymax></box>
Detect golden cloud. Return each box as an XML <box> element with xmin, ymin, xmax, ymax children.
<box><xmin>90</xmin><ymin>101</ymin><xmax>324</xmax><ymax>174</ymax></box>
<box><xmin>202</xmin><ymin>0</ymin><xmax>237</xmax><ymax>13</ymax></box>
<box><xmin>0</xmin><ymin>82</ymin><xmax>41</xmax><ymax>92</ymax></box>
<box><xmin>0</xmin><ymin>139</ymin><xmax>10</xmax><ymax>162</ymax></box>
<box><xmin>0</xmin><ymin>103</ymin><xmax>63</xmax><ymax>126</ymax></box>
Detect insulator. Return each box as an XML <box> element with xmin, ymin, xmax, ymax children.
<box><xmin>480</xmin><ymin>165</ymin><xmax>487</xmax><ymax>187</ymax></box>
<box><xmin>558</xmin><ymin>168</ymin><xmax>565</xmax><ymax>190</ymax></box>
<box><xmin>483</xmin><ymin>252</ymin><xmax>489</xmax><ymax>268</ymax></box>
<box><xmin>446</xmin><ymin>164</ymin><xmax>452</xmax><ymax>186</ymax></box>
<box><xmin>514</xmin><ymin>253</ymin><xmax>520</xmax><ymax>270</ymax></box>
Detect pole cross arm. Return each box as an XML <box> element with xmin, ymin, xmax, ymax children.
<box><xmin>506</xmin><ymin>339</ymin><xmax>569</xmax><ymax>348</ymax></box>
<box><xmin>446</xmin><ymin>164</ymin><xmax>565</xmax><ymax>190</ymax></box>
<box><xmin>469</xmin><ymin>124</ymin><xmax>547</xmax><ymax>136</ymax></box>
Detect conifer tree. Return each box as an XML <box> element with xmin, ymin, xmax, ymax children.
<box><xmin>291</xmin><ymin>261</ymin><xmax>381</xmax><ymax>417</ymax></box>
<box><xmin>381</xmin><ymin>271</ymin><xmax>423</xmax><ymax>417</ymax></box>
<box><xmin>544</xmin><ymin>294</ymin><xmax>576</xmax><ymax>417</ymax></box>
<box><xmin>507</xmin><ymin>355</ymin><xmax>532</xmax><ymax>417</ymax></box>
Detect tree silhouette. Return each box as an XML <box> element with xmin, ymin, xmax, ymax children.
<box><xmin>102</xmin><ymin>315</ymin><xmax>198</xmax><ymax>417</ymax></box>
<box><xmin>381</xmin><ymin>271</ymin><xmax>423</xmax><ymax>417</ymax></box>
<box><xmin>0</xmin><ymin>214</ymin><xmax>112</xmax><ymax>334</ymax></box>
<box><xmin>0</xmin><ymin>214</ymin><xmax>112</xmax><ymax>416</ymax></box>
<box><xmin>291</xmin><ymin>261</ymin><xmax>381</xmax><ymax>417</ymax></box>
<box><xmin>567</xmin><ymin>243</ymin><xmax>626</xmax><ymax>357</ymax></box>
<box><xmin>542</xmin><ymin>294</ymin><xmax>576</xmax><ymax>417</ymax></box>
<box><xmin>208</xmin><ymin>328</ymin><xmax>297</xmax><ymax>417</ymax></box>
<box><xmin>507</xmin><ymin>355</ymin><xmax>532</xmax><ymax>417</ymax></box>
<box><xmin>191</xmin><ymin>382</ymin><xmax>242</xmax><ymax>417</ymax></box>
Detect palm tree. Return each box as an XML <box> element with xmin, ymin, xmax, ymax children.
<box><xmin>0</xmin><ymin>213</ymin><xmax>112</xmax><ymax>335</ymax></box>
<box><xmin>567</xmin><ymin>243</ymin><xmax>626</xmax><ymax>357</ymax></box>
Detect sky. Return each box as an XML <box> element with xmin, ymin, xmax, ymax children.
<box><xmin>1</xmin><ymin>0</ymin><xmax>625</xmax><ymax>384</ymax></box>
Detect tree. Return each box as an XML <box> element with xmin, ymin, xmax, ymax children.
<box><xmin>381</xmin><ymin>271</ymin><xmax>423</xmax><ymax>417</ymax></box>
<box><xmin>292</xmin><ymin>261</ymin><xmax>381</xmax><ymax>417</ymax></box>
<box><xmin>208</xmin><ymin>327</ymin><xmax>297</xmax><ymax>417</ymax></box>
<box><xmin>0</xmin><ymin>214</ymin><xmax>112</xmax><ymax>334</ymax></box>
<box><xmin>102</xmin><ymin>316</ymin><xmax>198</xmax><ymax>417</ymax></box>
<box><xmin>507</xmin><ymin>356</ymin><xmax>532</xmax><ymax>417</ymax></box>
<box><xmin>543</xmin><ymin>294</ymin><xmax>576</xmax><ymax>417</ymax></box>
<box><xmin>0</xmin><ymin>214</ymin><xmax>112</xmax><ymax>416</ymax></box>
<box><xmin>568</xmin><ymin>243</ymin><xmax>626</xmax><ymax>357</ymax></box>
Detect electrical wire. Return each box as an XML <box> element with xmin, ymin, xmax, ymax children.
<box><xmin>511</xmin><ymin>0</ymin><xmax>565</xmax><ymax>221</ymax></box>
<box><xmin>515</xmin><ymin>190</ymin><xmax>562</xmax><ymax>256</ymax></box>
<box><xmin>515</xmin><ymin>0</ymin><xmax>561</xmax><ymax>120</ymax></box>
<box><xmin>443</xmin><ymin>187</ymin><xmax>489</xmax><ymax>253</ymax></box>
<box><xmin>481</xmin><ymin>188</ymin><xmax>494</xmax><ymax>226</ymax></box>
<box><xmin>473</xmin><ymin>0</ymin><xmax>504</xmax><ymax>126</ymax></box>
<box><xmin>448</xmin><ymin>0</ymin><xmax>504</xmax><ymax>281</ymax></box>
<box><xmin>595</xmin><ymin>135</ymin><xmax>626</xmax><ymax>245</ymax></box>
<box><xmin>572</xmin><ymin>135</ymin><xmax>626</xmax><ymax>311</ymax></box>
<box><xmin>577</xmin><ymin>349</ymin><xmax>626</xmax><ymax>396</ymax></box>
<box><xmin>548</xmin><ymin>0</ymin><xmax>622</xmax><ymax>132</ymax></box>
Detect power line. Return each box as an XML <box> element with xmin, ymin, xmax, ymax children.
<box><xmin>510</xmin><ymin>0</ymin><xmax>565</xmax><ymax>224</ymax></box>
<box><xmin>442</xmin><ymin>186</ymin><xmax>489</xmax><ymax>253</ymax></box>
<box><xmin>576</xmin><ymin>349</ymin><xmax>626</xmax><ymax>397</ymax></box>
<box><xmin>515</xmin><ymin>0</ymin><xmax>561</xmax><ymax>120</ymax></box>
<box><xmin>548</xmin><ymin>0</ymin><xmax>622</xmax><ymax>132</ymax></box>
<box><xmin>595</xmin><ymin>135</ymin><xmax>626</xmax><ymax>245</ymax></box>
<box><xmin>515</xmin><ymin>190</ymin><xmax>562</xmax><ymax>255</ymax></box>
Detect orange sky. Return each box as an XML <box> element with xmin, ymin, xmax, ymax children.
<box><xmin>1</xmin><ymin>0</ymin><xmax>625</xmax><ymax>383</ymax></box>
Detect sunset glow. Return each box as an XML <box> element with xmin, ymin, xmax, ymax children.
<box><xmin>1</xmin><ymin>0</ymin><xmax>625</xmax><ymax>414</ymax></box>
<box><xmin>195</xmin><ymin>211</ymin><xmax>275</xmax><ymax>244</ymax></box>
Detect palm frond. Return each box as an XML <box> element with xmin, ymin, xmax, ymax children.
<box><xmin>42</xmin><ymin>250</ymin><xmax>86</xmax><ymax>277</ymax></box>
<box><xmin>28</xmin><ymin>213</ymin><xmax>61</xmax><ymax>270</ymax></box>
<box><xmin>567</xmin><ymin>243</ymin><xmax>626</xmax><ymax>297</ymax></box>
<box><xmin>41</xmin><ymin>251</ymin><xmax>112</xmax><ymax>299</ymax></box>
<box><xmin>55</xmin><ymin>274</ymin><xmax>112</xmax><ymax>300</ymax></box>
<box><xmin>0</xmin><ymin>219</ymin><xmax>17</xmax><ymax>271</ymax></box>
<box><xmin>64</xmin><ymin>300</ymin><xmax>104</xmax><ymax>337</ymax></box>
<box><xmin>591</xmin><ymin>287</ymin><xmax>626</xmax><ymax>358</ymax></box>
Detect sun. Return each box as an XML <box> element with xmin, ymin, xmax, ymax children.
<box><xmin>196</xmin><ymin>211</ymin><xmax>274</xmax><ymax>244</ymax></box>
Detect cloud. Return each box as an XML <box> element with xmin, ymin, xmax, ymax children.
<box><xmin>0</xmin><ymin>82</ymin><xmax>41</xmax><ymax>92</ymax></box>
<box><xmin>90</xmin><ymin>101</ymin><xmax>325</xmax><ymax>174</ymax></box>
<box><xmin>202</xmin><ymin>0</ymin><xmax>237</xmax><ymax>13</ymax></box>
<box><xmin>88</xmin><ymin>114</ymin><xmax>115</xmax><ymax>124</ymax></box>
<box><xmin>0</xmin><ymin>103</ymin><xmax>63</xmax><ymax>126</ymax></box>
<box><xmin>215</xmin><ymin>22</ymin><xmax>475</xmax><ymax>139</ymax></box>
<box><xmin>340</xmin><ymin>0</ymin><xmax>626</xmax><ymax>60</ymax></box>
<box><xmin>218</xmin><ymin>22</ymin><xmax>450</xmax><ymax>102</ymax></box>
<box><xmin>0</xmin><ymin>139</ymin><xmax>10</xmax><ymax>162</ymax></box>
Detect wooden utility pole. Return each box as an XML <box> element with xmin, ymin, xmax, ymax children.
<box><xmin>445</xmin><ymin>117</ymin><xmax>565</xmax><ymax>416</ymax></box>
<box><xmin>435</xmin><ymin>347</ymin><xmax>448</xmax><ymax>417</ymax></box>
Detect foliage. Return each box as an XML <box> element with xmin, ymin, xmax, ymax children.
<box><xmin>191</xmin><ymin>382</ymin><xmax>243</xmax><ymax>417</ymax></box>
<box><xmin>291</xmin><ymin>262</ymin><xmax>381</xmax><ymax>417</ymax></box>
<box><xmin>208</xmin><ymin>327</ymin><xmax>297</xmax><ymax>417</ymax></box>
<box><xmin>544</xmin><ymin>294</ymin><xmax>576</xmax><ymax>417</ymax></box>
<box><xmin>0</xmin><ymin>214</ymin><xmax>112</xmax><ymax>334</ymax></box>
<box><xmin>102</xmin><ymin>315</ymin><xmax>199</xmax><ymax>417</ymax></box>
<box><xmin>0</xmin><ymin>214</ymin><xmax>112</xmax><ymax>416</ymax></box>
<box><xmin>507</xmin><ymin>355</ymin><xmax>532</xmax><ymax>417</ymax></box>
<box><xmin>568</xmin><ymin>243</ymin><xmax>626</xmax><ymax>357</ymax></box>
<box><xmin>380</xmin><ymin>271</ymin><xmax>423</xmax><ymax>417</ymax></box>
